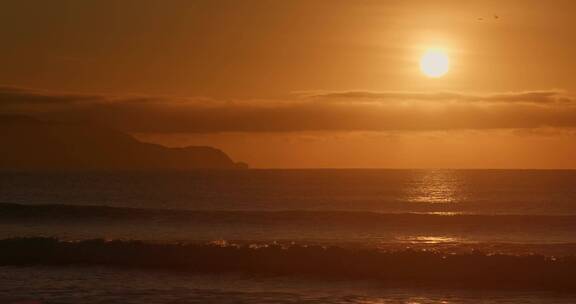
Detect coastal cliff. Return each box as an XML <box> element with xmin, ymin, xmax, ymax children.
<box><xmin>0</xmin><ymin>115</ymin><xmax>245</xmax><ymax>170</ymax></box>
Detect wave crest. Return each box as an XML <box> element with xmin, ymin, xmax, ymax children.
<box><xmin>1</xmin><ymin>237</ymin><xmax>576</xmax><ymax>290</ymax></box>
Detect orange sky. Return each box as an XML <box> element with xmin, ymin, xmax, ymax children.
<box><xmin>1</xmin><ymin>0</ymin><xmax>576</xmax><ymax>168</ymax></box>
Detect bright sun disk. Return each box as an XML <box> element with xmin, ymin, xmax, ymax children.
<box><xmin>420</xmin><ymin>49</ymin><xmax>449</xmax><ymax>78</ymax></box>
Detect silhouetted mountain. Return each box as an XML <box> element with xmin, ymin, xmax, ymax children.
<box><xmin>0</xmin><ymin>115</ymin><xmax>245</xmax><ymax>170</ymax></box>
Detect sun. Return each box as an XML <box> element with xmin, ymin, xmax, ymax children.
<box><xmin>420</xmin><ymin>49</ymin><xmax>449</xmax><ymax>78</ymax></box>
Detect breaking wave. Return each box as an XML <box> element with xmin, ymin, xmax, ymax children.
<box><xmin>1</xmin><ymin>237</ymin><xmax>576</xmax><ymax>290</ymax></box>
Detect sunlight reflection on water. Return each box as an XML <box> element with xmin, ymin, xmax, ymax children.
<box><xmin>396</xmin><ymin>236</ymin><xmax>462</xmax><ymax>244</ymax></box>
<box><xmin>407</xmin><ymin>170</ymin><xmax>464</xmax><ymax>204</ymax></box>
<box><xmin>423</xmin><ymin>212</ymin><xmax>463</xmax><ymax>216</ymax></box>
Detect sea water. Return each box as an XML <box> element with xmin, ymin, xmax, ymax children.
<box><xmin>1</xmin><ymin>170</ymin><xmax>575</xmax><ymax>303</ymax></box>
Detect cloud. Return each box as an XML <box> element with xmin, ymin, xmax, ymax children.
<box><xmin>301</xmin><ymin>90</ymin><xmax>573</xmax><ymax>104</ymax></box>
<box><xmin>0</xmin><ymin>85</ymin><xmax>105</xmax><ymax>105</ymax></box>
<box><xmin>1</xmin><ymin>85</ymin><xmax>576</xmax><ymax>133</ymax></box>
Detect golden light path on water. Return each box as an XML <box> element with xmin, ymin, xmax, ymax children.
<box><xmin>399</xmin><ymin>171</ymin><xmax>466</xmax><ymax>247</ymax></box>
<box><xmin>406</xmin><ymin>170</ymin><xmax>463</xmax><ymax>204</ymax></box>
<box><xmin>397</xmin><ymin>236</ymin><xmax>462</xmax><ymax>244</ymax></box>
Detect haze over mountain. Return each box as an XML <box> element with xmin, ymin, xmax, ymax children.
<box><xmin>0</xmin><ymin>115</ymin><xmax>245</xmax><ymax>170</ymax></box>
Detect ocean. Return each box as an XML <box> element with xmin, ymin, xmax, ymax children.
<box><xmin>1</xmin><ymin>169</ymin><xmax>576</xmax><ymax>303</ymax></box>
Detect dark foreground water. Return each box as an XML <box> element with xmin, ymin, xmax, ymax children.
<box><xmin>2</xmin><ymin>266</ymin><xmax>576</xmax><ymax>304</ymax></box>
<box><xmin>1</xmin><ymin>169</ymin><xmax>576</xmax><ymax>303</ymax></box>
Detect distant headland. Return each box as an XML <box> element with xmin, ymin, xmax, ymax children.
<box><xmin>0</xmin><ymin>115</ymin><xmax>247</xmax><ymax>170</ymax></box>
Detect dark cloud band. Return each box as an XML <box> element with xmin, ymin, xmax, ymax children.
<box><xmin>301</xmin><ymin>90</ymin><xmax>572</xmax><ymax>104</ymax></box>
<box><xmin>1</xmin><ymin>86</ymin><xmax>575</xmax><ymax>133</ymax></box>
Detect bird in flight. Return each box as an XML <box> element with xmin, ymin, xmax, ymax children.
<box><xmin>477</xmin><ymin>15</ymin><xmax>500</xmax><ymax>21</ymax></box>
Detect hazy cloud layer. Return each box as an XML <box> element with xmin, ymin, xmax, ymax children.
<box><xmin>302</xmin><ymin>90</ymin><xmax>573</xmax><ymax>104</ymax></box>
<box><xmin>0</xmin><ymin>86</ymin><xmax>105</xmax><ymax>104</ymax></box>
<box><xmin>1</xmin><ymin>86</ymin><xmax>576</xmax><ymax>133</ymax></box>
